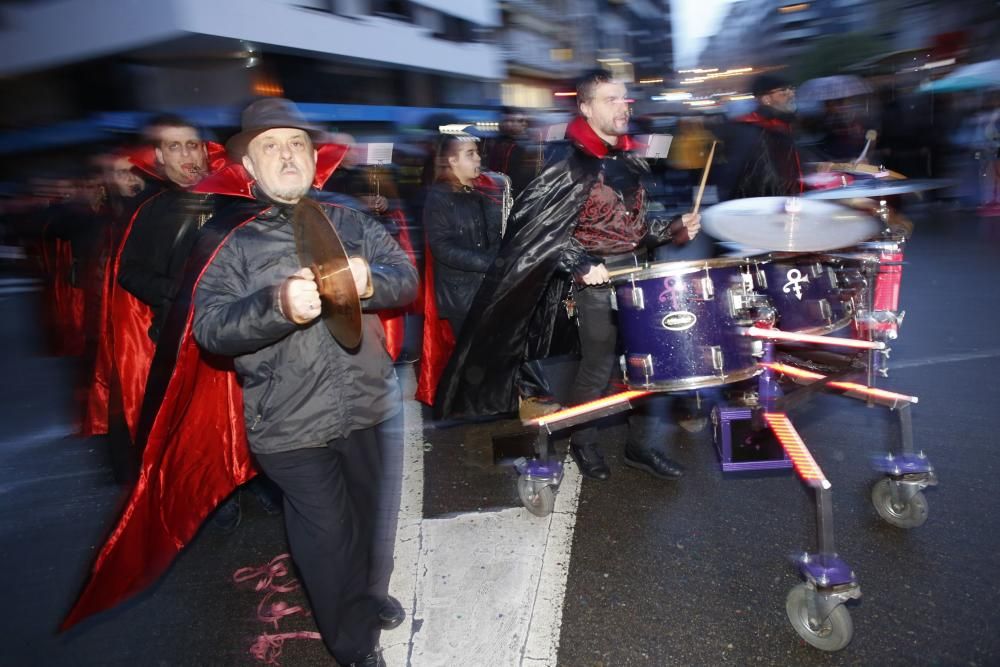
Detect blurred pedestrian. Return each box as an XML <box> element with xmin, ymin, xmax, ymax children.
<box><xmin>716</xmin><ymin>72</ymin><xmax>802</xmax><ymax>200</ymax></box>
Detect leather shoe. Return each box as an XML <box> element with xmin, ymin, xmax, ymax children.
<box><xmin>623</xmin><ymin>447</ymin><xmax>685</xmax><ymax>480</ymax></box>
<box><xmin>349</xmin><ymin>649</ymin><xmax>385</xmax><ymax>667</ymax></box>
<box><xmin>570</xmin><ymin>441</ymin><xmax>610</xmax><ymax>481</ymax></box>
<box><xmin>378</xmin><ymin>595</ymin><xmax>405</xmax><ymax>630</ymax></box>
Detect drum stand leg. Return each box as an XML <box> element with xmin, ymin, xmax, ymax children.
<box><xmin>513</xmin><ymin>429</ymin><xmax>564</xmax><ymax>518</ymax></box>
<box><xmin>762</xmin><ymin>412</ymin><xmax>860</xmax><ymax>652</ymax></box>
<box><xmin>869</xmin><ymin>403</ymin><xmax>937</xmax><ymax>529</ymax></box>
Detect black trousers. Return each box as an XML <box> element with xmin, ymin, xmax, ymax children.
<box><xmin>254</xmin><ymin>417</ymin><xmax>401</xmax><ymax>664</ymax></box>
<box><xmin>569</xmin><ymin>284</ymin><xmax>675</xmax><ymax>454</ymax></box>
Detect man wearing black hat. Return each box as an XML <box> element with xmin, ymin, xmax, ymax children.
<box><xmin>716</xmin><ymin>73</ymin><xmax>802</xmax><ymax>200</ymax></box>
<box><xmin>189</xmin><ymin>99</ymin><xmax>417</xmax><ymax>666</ymax></box>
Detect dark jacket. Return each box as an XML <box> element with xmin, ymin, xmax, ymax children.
<box><xmin>716</xmin><ymin>105</ymin><xmax>802</xmax><ymax>200</ymax></box>
<box><xmin>423</xmin><ymin>180</ymin><xmax>503</xmax><ymax>320</ymax></box>
<box><xmin>192</xmin><ymin>197</ymin><xmax>419</xmax><ymax>454</ymax></box>
<box><xmin>435</xmin><ymin>117</ymin><xmax>688</xmax><ymax>419</ymax></box>
<box><xmin>118</xmin><ymin>188</ymin><xmax>217</xmax><ymax>340</ymax></box>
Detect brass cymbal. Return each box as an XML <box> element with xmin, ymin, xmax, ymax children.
<box><xmin>292</xmin><ymin>199</ymin><xmax>362</xmax><ymax>348</ymax></box>
<box><xmin>807</xmin><ymin>162</ymin><xmax>907</xmax><ymax>180</ymax></box>
<box><xmin>702</xmin><ymin>196</ymin><xmax>880</xmax><ymax>252</ymax></box>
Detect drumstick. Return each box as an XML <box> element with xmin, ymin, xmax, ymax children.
<box><xmin>692</xmin><ymin>140</ymin><xmax>717</xmax><ymax>215</ymax></box>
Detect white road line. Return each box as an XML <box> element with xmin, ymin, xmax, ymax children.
<box><xmin>890</xmin><ymin>349</ymin><xmax>1000</xmax><ymax>370</ymax></box>
<box><xmin>384</xmin><ymin>366</ymin><xmax>580</xmax><ymax>667</ymax></box>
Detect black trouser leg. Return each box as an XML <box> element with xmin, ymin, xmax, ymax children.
<box><xmin>568</xmin><ymin>286</ymin><xmax>618</xmax><ymax>447</ymax></box>
<box><xmin>254</xmin><ymin>429</ymin><xmax>383</xmax><ymax>664</ymax></box>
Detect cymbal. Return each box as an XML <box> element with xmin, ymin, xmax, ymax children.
<box><xmin>806</xmin><ymin>162</ymin><xmax>907</xmax><ymax>180</ymax></box>
<box><xmin>292</xmin><ymin>199</ymin><xmax>362</xmax><ymax>348</ymax></box>
<box><xmin>802</xmin><ymin>178</ymin><xmax>957</xmax><ymax>199</ymax></box>
<box><xmin>702</xmin><ymin>197</ymin><xmax>880</xmax><ymax>252</ymax></box>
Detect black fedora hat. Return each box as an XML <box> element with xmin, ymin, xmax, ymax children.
<box><xmin>226</xmin><ymin>98</ymin><xmax>326</xmax><ymax>158</ymax></box>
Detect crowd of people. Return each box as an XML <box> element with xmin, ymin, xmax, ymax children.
<box><xmin>2</xmin><ymin>65</ymin><xmax>995</xmax><ymax>664</ymax></box>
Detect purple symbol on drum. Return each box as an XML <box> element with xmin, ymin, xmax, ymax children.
<box><xmin>783</xmin><ymin>268</ymin><xmax>809</xmax><ymax>300</ymax></box>
<box><xmin>658</xmin><ymin>277</ymin><xmax>684</xmax><ymax>308</ymax></box>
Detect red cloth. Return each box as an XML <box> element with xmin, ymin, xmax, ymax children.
<box><xmin>415</xmin><ymin>245</ymin><xmax>455</xmax><ymax>406</ymax></box>
<box><xmin>376</xmin><ymin>208</ymin><xmax>418</xmax><ymax>360</ymax></box>
<box><xmin>41</xmin><ymin>235</ymin><xmax>86</xmax><ymax>357</ymax></box>
<box><xmin>62</xmin><ymin>217</ymin><xmax>257</xmax><ymax>630</ymax></box>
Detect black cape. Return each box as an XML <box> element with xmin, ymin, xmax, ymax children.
<box><xmin>434</xmin><ymin>120</ymin><xmax>648</xmax><ymax>419</ymax></box>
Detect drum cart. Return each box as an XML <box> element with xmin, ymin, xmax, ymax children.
<box><xmin>507</xmin><ymin>324</ymin><xmax>935</xmax><ymax>651</ymax></box>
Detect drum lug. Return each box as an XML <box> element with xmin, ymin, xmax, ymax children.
<box><xmin>710</xmin><ymin>346</ymin><xmax>725</xmax><ymax>373</ymax></box>
<box><xmin>699</xmin><ymin>274</ymin><xmax>715</xmax><ymax>301</ymax></box>
<box><xmin>819</xmin><ymin>299</ymin><xmax>833</xmax><ymax>323</ymax></box>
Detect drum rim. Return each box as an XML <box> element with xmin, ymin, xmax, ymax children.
<box><xmin>611</xmin><ymin>256</ymin><xmax>754</xmax><ymax>282</ymax></box>
<box><xmin>624</xmin><ymin>365</ymin><xmax>761</xmax><ymax>392</ymax></box>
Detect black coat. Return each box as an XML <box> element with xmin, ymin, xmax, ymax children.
<box><xmin>434</xmin><ymin>121</ymin><xmax>649</xmax><ymax>419</ymax></box>
<box><xmin>118</xmin><ymin>188</ymin><xmax>217</xmax><ymax>341</ymax></box>
<box><xmin>423</xmin><ymin>181</ymin><xmax>503</xmax><ymax>321</ymax></box>
<box><xmin>715</xmin><ymin>106</ymin><xmax>802</xmax><ymax>200</ymax></box>
<box><xmin>191</xmin><ymin>196</ymin><xmax>419</xmax><ymax>454</ymax></box>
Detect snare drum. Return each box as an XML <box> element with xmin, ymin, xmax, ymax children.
<box><xmin>749</xmin><ymin>253</ymin><xmax>859</xmax><ymax>335</ymax></box>
<box><xmin>612</xmin><ymin>257</ymin><xmax>761</xmax><ymax>391</ymax></box>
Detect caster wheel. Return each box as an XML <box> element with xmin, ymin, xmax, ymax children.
<box><xmin>871</xmin><ymin>478</ymin><xmax>928</xmax><ymax>528</ymax></box>
<box><xmin>517</xmin><ymin>476</ymin><xmax>555</xmax><ymax>517</ymax></box>
<box><xmin>786</xmin><ymin>583</ymin><xmax>854</xmax><ymax>652</ymax></box>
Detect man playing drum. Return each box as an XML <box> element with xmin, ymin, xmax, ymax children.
<box><xmin>435</xmin><ymin>69</ymin><xmax>700</xmax><ymax>481</ymax></box>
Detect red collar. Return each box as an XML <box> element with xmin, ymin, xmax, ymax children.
<box><xmin>126</xmin><ymin>141</ymin><xmax>229</xmax><ymax>183</ymax></box>
<box><xmin>565</xmin><ymin>116</ymin><xmax>637</xmax><ymax>158</ymax></box>
<box><xmin>191</xmin><ymin>143</ymin><xmax>349</xmax><ymax>199</ymax></box>
<box><xmin>737</xmin><ymin>111</ymin><xmax>793</xmax><ymax>133</ymax></box>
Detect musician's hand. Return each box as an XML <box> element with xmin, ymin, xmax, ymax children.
<box><xmin>281</xmin><ymin>268</ymin><xmax>321</xmax><ymax>324</ymax></box>
<box><xmin>362</xmin><ymin>195</ymin><xmax>389</xmax><ymax>215</ymax></box>
<box><xmin>348</xmin><ymin>257</ymin><xmax>372</xmax><ymax>297</ymax></box>
<box><xmin>681</xmin><ymin>212</ymin><xmax>701</xmax><ymax>240</ymax></box>
<box><xmin>579</xmin><ymin>264</ymin><xmax>610</xmax><ymax>286</ymax></box>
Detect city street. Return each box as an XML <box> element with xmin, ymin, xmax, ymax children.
<box><xmin>2</xmin><ymin>202</ymin><xmax>999</xmax><ymax>666</ymax></box>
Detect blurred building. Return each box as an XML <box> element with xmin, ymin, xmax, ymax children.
<box><xmin>0</xmin><ymin>0</ymin><xmax>504</xmax><ymax>128</ymax></box>
<box><xmin>497</xmin><ymin>0</ymin><xmax>674</xmax><ymax>109</ymax></box>
<box><xmin>698</xmin><ymin>0</ymin><xmax>998</xmax><ymax>74</ymax></box>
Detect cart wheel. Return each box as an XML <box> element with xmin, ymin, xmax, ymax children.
<box><xmin>786</xmin><ymin>584</ymin><xmax>854</xmax><ymax>652</ymax></box>
<box><xmin>517</xmin><ymin>476</ymin><xmax>555</xmax><ymax>517</ymax></box>
<box><xmin>871</xmin><ymin>478</ymin><xmax>928</xmax><ymax>528</ymax></box>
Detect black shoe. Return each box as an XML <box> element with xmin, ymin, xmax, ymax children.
<box><xmin>570</xmin><ymin>441</ymin><xmax>610</xmax><ymax>481</ymax></box>
<box><xmin>349</xmin><ymin>649</ymin><xmax>386</xmax><ymax>667</ymax></box>
<box><xmin>378</xmin><ymin>595</ymin><xmax>405</xmax><ymax>630</ymax></box>
<box><xmin>213</xmin><ymin>494</ymin><xmax>242</xmax><ymax>533</ymax></box>
<box><xmin>623</xmin><ymin>447</ymin><xmax>685</xmax><ymax>480</ymax></box>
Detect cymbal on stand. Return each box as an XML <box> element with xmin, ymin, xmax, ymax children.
<box><xmin>702</xmin><ymin>197</ymin><xmax>881</xmax><ymax>252</ymax></box>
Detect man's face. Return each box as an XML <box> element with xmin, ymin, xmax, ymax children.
<box><xmin>108</xmin><ymin>157</ymin><xmax>144</xmax><ymax>198</ymax></box>
<box><xmin>242</xmin><ymin>128</ymin><xmax>317</xmax><ymax>204</ymax></box>
<box><xmin>154</xmin><ymin>126</ymin><xmax>207</xmax><ymax>187</ymax></box>
<box><xmin>760</xmin><ymin>86</ymin><xmax>797</xmax><ymax>114</ymax></box>
<box><xmin>580</xmin><ymin>81</ymin><xmax>630</xmax><ymax>143</ymax></box>
<box><xmin>448</xmin><ymin>141</ymin><xmax>481</xmax><ymax>186</ymax></box>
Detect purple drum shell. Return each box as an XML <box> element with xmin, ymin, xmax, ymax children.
<box><xmin>613</xmin><ymin>257</ymin><xmax>761</xmax><ymax>391</ymax></box>
<box><xmin>750</xmin><ymin>253</ymin><xmax>859</xmax><ymax>335</ymax></box>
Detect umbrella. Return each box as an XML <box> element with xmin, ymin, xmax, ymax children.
<box><xmin>920</xmin><ymin>59</ymin><xmax>1000</xmax><ymax>93</ymax></box>
<box><xmin>796</xmin><ymin>75</ymin><xmax>873</xmax><ymax>115</ymax></box>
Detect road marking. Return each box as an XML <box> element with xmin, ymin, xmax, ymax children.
<box><xmin>383</xmin><ymin>366</ymin><xmax>580</xmax><ymax>667</ymax></box>
<box><xmin>891</xmin><ymin>349</ymin><xmax>1000</xmax><ymax>370</ymax></box>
